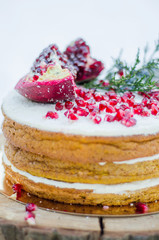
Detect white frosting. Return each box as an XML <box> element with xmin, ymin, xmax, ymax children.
<box><xmin>2</xmin><ymin>91</ymin><xmax>159</xmax><ymax>137</ymax></box>
<box><xmin>98</xmin><ymin>153</ymin><xmax>159</xmax><ymax>165</ymax></box>
<box><xmin>3</xmin><ymin>152</ymin><xmax>159</xmax><ymax>195</ymax></box>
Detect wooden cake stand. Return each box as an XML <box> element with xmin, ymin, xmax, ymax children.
<box><xmin>0</xmin><ymin>135</ymin><xmax>159</xmax><ymax>240</ymax></box>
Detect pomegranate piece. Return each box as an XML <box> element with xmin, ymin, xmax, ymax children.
<box><xmin>64</xmin><ymin>38</ymin><xmax>104</xmax><ymax>82</ymax></box>
<box><xmin>45</xmin><ymin>111</ymin><xmax>59</xmax><ymax>119</ymax></box>
<box><xmin>15</xmin><ymin>63</ymin><xmax>76</xmax><ymax>103</ymax></box>
<box><xmin>31</xmin><ymin>44</ymin><xmax>76</xmax><ymax>78</ymax></box>
<box><xmin>135</xmin><ymin>202</ymin><xmax>148</xmax><ymax>214</ymax></box>
<box><xmin>12</xmin><ymin>183</ymin><xmax>22</xmax><ymax>199</ymax></box>
<box><xmin>26</xmin><ymin>203</ymin><xmax>37</xmax><ymax>212</ymax></box>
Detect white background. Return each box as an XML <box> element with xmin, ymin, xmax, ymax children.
<box><xmin>0</xmin><ymin>0</ymin><xmax>159</xmax><ymax>127</ymax></box>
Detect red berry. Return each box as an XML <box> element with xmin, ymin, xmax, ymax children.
<box><xmin>55</xmin><ymin>102</ymin><xmax>63</xmax><ymax>111</ymax></box>
<box><xmin>45</xmin><ymin>111</ymin><xmax>59</xmax><ymax>119</ymax></box>
<box><xmin>135</xmin><ymin>202</ymin><xmax>148</xmax><ymax>214</ymax></box>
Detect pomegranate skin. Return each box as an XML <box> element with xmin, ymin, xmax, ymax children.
<box><xmin>15</xmin><ymin>74</ymin><xmax>76</xmax><ymax>103</ymax></box>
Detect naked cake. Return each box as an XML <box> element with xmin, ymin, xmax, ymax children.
<box><xmin>2</xmin><ymin>38</ymin><xmax>159</xmax><ymax>206</ymax></box>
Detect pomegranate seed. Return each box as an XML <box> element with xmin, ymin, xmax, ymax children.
<box><xmin>83</xmin><ymin>91</ymin><xmax>92</xmax><ymax>100</ymax></box>
<box><xmin>87</xmin><ymin>104</ymin><xmax>97</xmax><ymax>112</ymax></box>
<box><xmin>121</xmin><ymin>95</ymin><xmax>128</xmax><ymax>103</ymax></box>
<box><xmin>45</xmin><ymin>111</ymin><xmax>59</xmax><ymax>119</ymax></box>
<box><xmin>76</xmin><ymin>108</ymin><xmax>89</xmax><ymax>117</ymax></box>
<box><xmin>151</xmin><ymin>104</ymin><xmax>158</xmax><ymax>115</ymax></box>
<box><xmin>125</xmin><ymin>110</ymin><xmax>134</xmax><ymax>118</ymax></box>
<box><xmin>33</xmin><ymin>75</ymin><xmax>39</xmax><ymax>81</ymax></box>
<box><xmin>135</xmin><ymin>202</ymin><xmax>148</xmax><ymax>214</ymax></box>
<box><xmin>26</xmin><ymin>203</ymin><xmax>37</xmax><ymax>212</ymax></box>
<box><xmin>104</xmin><ymin>115</ymin><xmax>114</xmax><ymax>122</ymax></box>
<box><xmin>93</xmin><ymin>115</ymin><xmax>102</xmax><ymax>124</ymax></box>
<box><xmin>65</xmin><ymin>101</ymin><xmax>74</xmax><ymax>109</ymax></box>
<box><xmin>105</xmin><ymin>105</ymin><xmax>115</xmax><ymax>113</ymax></box>
<box><xmin>64</xmin><ymin>110</ymin><xmax>69</xmax><ymax>117</ymax></box>
<box><xmin>68</xmin><ymin>113</ymin><xmax>78</xmax><ymax>120</ymax></box>
<box><xmin>75</xmin><ymin>99</ymin><xmax>86</xmax><ymax>107</ymax></box>
<box><xmin>142</xmin><ymin>98</ymin><xmax>148</xmax><ymax>106</ymax></box>
<box><xmin>102</xmin><ymin>81</ymin><xmax>109</xmax><ymax>87</ymax></box>
<box><xmin>55</xmin><ymin>102</ymin><xmax>63</xmax><ymax>111</ymax></box>
<box><xmin>25</xmin><ymin>211</ymin><xmax>36</xmax><ymax>225</ymax></box>
<box><xmin>121</xmin><ymin>118</ymin><xmax>136</xmax><ymax>127</ymax></box>
<box><xmin>12</xmin><ymin>184</ymin><xmax>21</xmax><ymax>199</ymax></box>
<box><xmin>118</xmin><ymin>69</ymin><xmax>124</xmax><ymax>77</ymax></box>
<box><xmin>141</xmin><ymin>111</ymin><xmax>150</xmax><ymax>117</ymax></box>
<box><xmin>120</xmin><ymin>104</ymin><xmax>130</xmax><ymax>110</ymax></box>
<box><xmin>93</xmin><ymin>93</ymin><xmax>103</xmax><ymax>102</ymax></box>
<box><xmin>99</xmin><ymin>103</ymin><xmax>107</xmax><ymax>111</ymax></box>
<box><xmin>109</xmin><ymin>99</ymin><xmax>118</xmax><ymax>106</ymax></box>
<box><xmin>107</xmin><ymin>91</ymin><xmax>117</xmax><ymax>99</ymax></box>
<box><xmin>133</xmin><ymin>106</ymin><xmax>143</xmax><ymax>115</ymax></box>
<box><xmin>102</xmin><ymin>95</ymin><xmax>109</xmax><ymax>101</ymax></box>
<box><xmin>114</xmin><ymin>109</ymin><xmax>125</xmax><ymax>121</ymax></box>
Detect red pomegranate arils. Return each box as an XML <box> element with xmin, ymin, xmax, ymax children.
<box><xmin>135</xmin><ymin>202</ymin><xmax>148</xmax><ymax>214</ymax></box>
<box><xmin>151</xmin><ymin>104</ymin><xmax>158</xmax><ymax>115</ymax></box>
<box><xmin>87</xmin><ymin>104</ymin><xmax>97</xmax><ymax>112</ymax></box>
<box><xmin>25</xmin><ymin>211</ymin><xmax>36</xmax><ymax>225</ymax></box>
<box><xmin>45</xmin><ymin>111</ymin><xmax>59</xmax><ymax>119</ymax></box>
<box><xmin>114</xmin><ymin>109</ymin><xmax>125</xmax><ymax>121</ymax></box>
<box><xmin>121</xmin><ymin>117</ymin><xmax>136</xmax><ymax>127</ymax></box>
<box><xmin>75</xmin><ymin>98</ymin><xmax>86</xmax><ymax>107</ymax></box>
<box><xmin>93</xmin><ymin>93</ymin><xmax>103</xmax><ymax>102</ymax></box>
<box><xmin>106</xmin><ymin>105</ymin><xmax>115</xmax><ymax>113</ymax></box>
<box><xmin>118</xmin><ymin>69</ymin><xmax>124</xmax><ymax>77</ymax></box>
<box><xmin>68</xmin><ymin>112</ymin><xmax>78</xmax><ymax>120</ymax></box>
<box><xmin>26</xmin><ymin>203</ymin><xmax>37</xmax><ymax>212</ymax></box>
<box><xmin>65</xmin><ymin>101</ymin><xmax>74</xmax><ymax>109</ymax></box>
<box><xmin>93</xmin><ymin>115</ymin><xmax>102</xmax><ymax>124</ymax></box>
<box><xmin>76</xmin><ymin>108</ymin><xmax>89</xmax><ymax>117</ymax></box>
<box><xmin>12</xmin><ymin>183</ymin><xmax>22</xmax><ymax>199</ymax></box>
<box><xmin>109</xmin><ymin>99</ymin><xmax>118</xmax><ymax>106</ymax></box>
<box><xmin>55</xmin><ymin>102</ymin><xmax>63</xmax><ymax>111</ymax></box>
<box><xmin>104</xmin><ymin>115</ymin><xmax>114</xmax><ymax>122</ymax></box>
<box><xmin>99</xmin><ymin>103</ymin><xmax>107</xmax><ymax>111</ymax></box>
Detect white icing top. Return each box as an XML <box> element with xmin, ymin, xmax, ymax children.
<box><xmin>3</xmin><ymin>152</ymin><xmax>159</xmax><ymax>194</ymax></box>
<box><xmin>2</xmin><ymin>90</ymin><xmax>159</xmax><ymax>137</ymax></box>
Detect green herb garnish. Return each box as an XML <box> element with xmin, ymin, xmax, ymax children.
<box><xmin>84</xmin><ymin>40</ymin><xmax>159</xmax><ymax>93</ymax></box>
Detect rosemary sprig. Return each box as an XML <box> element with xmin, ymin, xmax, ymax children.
<box><xmin>84</xmin><ymin>40</ymin><xmax>159</xmax><ymax>93</ymax></box>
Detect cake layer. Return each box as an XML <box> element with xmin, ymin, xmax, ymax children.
<box><xmin>3</xmin><ymin>153</ymin><xmax>159</xmax><ymax>206</ymax></box>
<box><xmin>3</xmin><ymin>115</ymin><xmax>159</xmax><ymax>163</ymax></box>
<box><xmin>4</xmin><ymin>143</ymin><xmax>159</xmax><ymax>184</ymax></box>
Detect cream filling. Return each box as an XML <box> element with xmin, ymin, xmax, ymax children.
<box><xmin>98</xmin><ymin>153</ymin><xmax>159</xmax><ymax>165</ymax></box>
<box><xmin>3</xmin><ymin>153</ymin><xmax>159</xmax><ymax>195</ymax></box>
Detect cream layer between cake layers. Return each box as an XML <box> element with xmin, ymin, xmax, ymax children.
<box><xmin>3</xmin><ymin>152</ymin><xmax>159</xmax><ymax>195</ymax></box>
